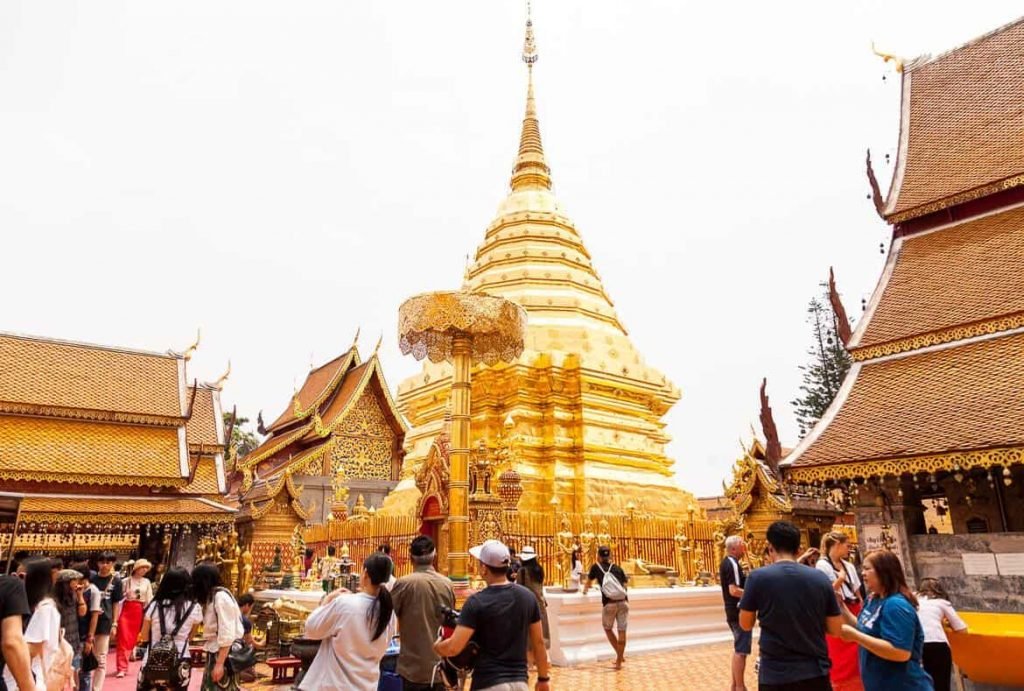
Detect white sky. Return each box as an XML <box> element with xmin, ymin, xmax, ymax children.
<box><xmin>2</xmin><ymin>2</ymin><xmax>1020</xmax><ymax>497</ymax></box>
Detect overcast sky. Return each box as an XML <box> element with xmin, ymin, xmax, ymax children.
<box><xmin>2</xmin><ymin>2</ymin><xmax>1019</xmax><ymax>497</ymax></box>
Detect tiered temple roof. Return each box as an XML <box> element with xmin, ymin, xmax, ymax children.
<box><xmin>0</xmin><ymin>331</ymin><xmax>234</xmax><ymax>525</ymax></box>
<box><xmin>785</xmin><ymin>17</ymin><xmax>1024</xmax><ymax>482</ymax></box>
<box><xmin>236</xmin><ymin>345</ymin><xmax>406</xmax><ymax>510</ymax></box>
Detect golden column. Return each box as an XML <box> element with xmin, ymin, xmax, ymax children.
<box><xmin>399</xmin><ymin>291</ymin><xmax>527</xmax><ymax>586</ymax></box>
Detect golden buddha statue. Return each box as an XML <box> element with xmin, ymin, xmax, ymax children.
<box><xmin>555</xmin><ymin>514</ymin><xmax>575</xmax><ymax>589</ymax></box>
<box><xmin>673</xmin><ymin>522</ymin><xmax>691</xmax><ymax>582</ymax></box>
<box><xmin>238</xmin><ymin>546</ymin><xmax>254</xmax><ymax>595</ymax></box>
<box><xmin>578</xmin><ymin>518</ymin><xmax>596</xmax><ymax>566</ymax></box>
<box><xmin>596</xmin><ymin>518</ymin><xmax>614</xmax><ymax>553</ymax></box>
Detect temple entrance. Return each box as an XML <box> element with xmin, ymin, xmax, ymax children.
<box><xmin>419</xmin><ymin>495</ymin><xmax>446</xmax><ymax>570</ymax></box>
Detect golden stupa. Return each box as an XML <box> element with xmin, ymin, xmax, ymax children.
<box><xmin>383</xmin><ymin>11</ymin><xmax>695</xmax><ymax>517</ymax></box>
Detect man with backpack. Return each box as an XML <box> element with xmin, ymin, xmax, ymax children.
<box><xmin>583</xmin><ymin>545</ymin><xmax>629</xmax><ymax>669</ymax></box>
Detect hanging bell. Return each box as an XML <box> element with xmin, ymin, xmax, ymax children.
<box><xmin>1003</xmin><ymin>467</ymin><xmax>1013</xmax><ymax>487</ymax></box>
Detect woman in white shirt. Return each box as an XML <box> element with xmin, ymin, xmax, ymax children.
<box><xmin>138</xmin><ymin>567</ymin><xmax>204</xmax><ymax>691</ymax></box>
<box><xmin>916</xmin><ymin>578</ymin><xmax>967</xmax><ymax>691</ymax></box>
<box><xmin>815</xmin><ymin>531</ymin><xmax>863</xmax><ymax>691</ymax></box>
<box><xmin>3</xmin><ymin>559</ymin><xmax>62</xmax><ymax>691</ymax></box>
<box><xmin>300</xmin><ymin>553</ymin><xmax>395</xmax><ymax>691</ymax></box>
<box><xmin>192</xmin><ymin>563</ymin><xmax>243</xmax><ymax>691</ymax></box>
<box><xmin>115</xmin><ymin>558</ymin><xmax>154</xmax><ymax>677</ymax></box>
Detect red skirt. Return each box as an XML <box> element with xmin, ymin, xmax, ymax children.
<box><xmin>115</xmin><ymin>599</ymin><xmax>145</xmax><ymax>671</ymax></box>
<box><xmin>827</xmin><ymin>600</ymin><xmax>863</xmax><ymax>689</ymax></box>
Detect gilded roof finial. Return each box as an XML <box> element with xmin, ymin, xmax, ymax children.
<box><xmin>213</xmin><ymin>360</ymin><xmax>231</xmax><ymax>389</ymax></box>
<box><xmin>871</xmin><ymin>41</ymin><xmax>905</xmax><ymax>73</ymax></box>
<box><xmin>373</xmin><ymin>332</ymin><xmax>383</xmax><ymax>357</ymax></box>
<box><xmin>511</xmin><ymin>1</ymin><xmax>551</xmax><ymax>192</ymax></box>
<box><xmin>351</xmin><ymin>326</ymin><xmax>361</xmax><ymax>351</ymax></box>
<box><xmin>182</xmin><ymin>329</ymin><xmax>201</xmax><ymax>361</ymax></box>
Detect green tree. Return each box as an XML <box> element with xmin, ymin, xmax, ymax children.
<box><xmin>791</xmin><ymin>285</ymin><xmax>852</xmax><ymax>437</ymax></box>
<box><xmin>223</xmin><ymin>412</ymin><xmax>261</xmax><ymax>468</ymax></box>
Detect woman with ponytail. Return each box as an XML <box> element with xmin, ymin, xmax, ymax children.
<box><xmin>838</xmin><ymin>550</ymin><xmax>933</xmax><ymax>690</ymax></box>
<box><xmin>300</xmin><ymin>553</ymin><xmax>395</xmax><ymax>691</ymax></box>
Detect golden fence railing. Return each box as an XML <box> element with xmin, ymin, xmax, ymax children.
<box><xmin>304</xmin><ymin>510</ymin><xmax>723</xmax><ymax>586</ymax></box>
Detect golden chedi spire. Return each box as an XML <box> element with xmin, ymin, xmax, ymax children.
<box><xmin>388</xmin><ymin>3</ymin><xmax>689</xmax><ymax>518</ymax></box>
<box><xmin>511</xmin><ymin>7</ymin><xmax>551</xmax><ymax>192</ymax></box>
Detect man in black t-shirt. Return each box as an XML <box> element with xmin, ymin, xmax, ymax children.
<box><xmin>739</xmin><ymin>521</ymin><xmax>842</xmax><ymax>691</ymax></box>
<box><xmin>719</xmin><ymin>535</ymin><xmax>750</xmax><ymax>690</ymax></box>
<box><xmin>434</xmin><ymin>540</ymin><xmax>550</xmax><ymax>691</ymax></box>
<box><xmin>0</xmin><ymin>574</ymin><xmax>33</xmax><ymax>691</ymax></box>
<box><xmin>583</xmin><ymin>546</ymin><xmax>629</xmax><ymax>669</ymax></box>
<box><xmin>89</xmin><ymin>552</ymin><xmax>124</xmax><ymax>691</ymax></box>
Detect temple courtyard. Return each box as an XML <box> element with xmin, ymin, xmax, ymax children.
<box><xmin>100</xmin><ymin>641</ymin><xmax>758</xmax><ymax>691</ymax></box>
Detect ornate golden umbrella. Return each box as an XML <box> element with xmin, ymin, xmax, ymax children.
<box><xmin>398</xmin><ymin>291</ymin><xmax>527</xmax><ymax>584</ymax></box>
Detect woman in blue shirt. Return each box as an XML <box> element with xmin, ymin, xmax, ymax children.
<box><xmin>838</xmin><ymin>549</ymin><xmax>933</xmax><ymax>691</ymax></box>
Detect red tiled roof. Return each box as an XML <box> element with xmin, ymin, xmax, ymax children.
<box><xmin>856</xmin><ymin>205</ymin><xmax>1024</xmax><ymax>349</ymax></box>
<box><xmin>186</xmin><ymin>386</ymin><xmax>223</xmax><ymax>448</ymax></box>
<box><xmin>790</xmin><ymin>331</ymin><xmax>1024</xmax><ymax>467</ymax></box>
<box><xmin>887</xmin><ymin>18</ymin><xmax>1024</xmax><ymax>219</ymax></box>
<box><xmin>266</xmin><ymin>350</ymin><xmax>356</xmax><ymax>432</ymax></box>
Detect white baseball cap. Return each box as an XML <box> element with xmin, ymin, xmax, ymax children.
<box><xmin>469</xmin><ymin>539</ymin><xmax>511</xmax><ymax>568</ymax></box>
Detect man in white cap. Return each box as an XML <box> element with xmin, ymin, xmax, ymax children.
<box><xmin>434</xmin><ymin>540</ymin><xmax>550</xmax><ymax>691</ymax></box>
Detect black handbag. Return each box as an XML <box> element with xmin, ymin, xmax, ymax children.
<box><xmin>81</xmin><ymin>650</ymin><xmax>100</xmax><ymax>673</ymax></box>
<box><xmin>226</xmin><ymin>638</ymin><xmax>256</xmax><ymax>673</ymax></box>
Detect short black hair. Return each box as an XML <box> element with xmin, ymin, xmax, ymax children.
<box><xmin>378</xmin><ymin>544</ymin><xmax>391</xmax><ymax>555</ymax></box>
<box><xmin>327</xmin><ymin>545</ymin><xmax>337</xmax><ymax>556</ymax></box>
<box><xmin>238</xmin><ymin>593</ymin><xmax>255</xmax><ymax>607</ymax></box>
<box><xmin>766</xmin><ymin>521</ymin><xmax>801</xmax><ymax>556</ymax></box>
<box><xmin>409</xmin><ymin>535</ymin><xmax>435</xmax><ymax>557</ymax></box>
<box><xmin>484</xmin><ymin>564</ymin><xmax>509</xmax><ymax>577</ymax></box>
<box><xmin>98</xmin><ymin>551</ymin><xmax>117</xmax><ymax>563</ymax></box>
<box><xmin>598</xmin><ymin>546</ymin><xmax>611</xmax><ymax>557</ymax></box>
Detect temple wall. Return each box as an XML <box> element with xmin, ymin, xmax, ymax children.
<box><xmin>909</xmin><ymin>533</ymin><xmax>1024</xmax><ymax>613</ymax></box>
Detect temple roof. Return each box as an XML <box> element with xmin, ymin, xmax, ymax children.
<box><xmin>851</xmin><ymin>204</ymin><xmax>1024</xmax><ymax>356</ymax></box>
<box><xmin>0</xmin><ymin>332</ymin><xmax>185</xmax><ymax>421</ymax></box>
<box><xmin>240</xmin><ymin>350</ymin><xmax>406</xmax><ymax>473</ymax></box>
<box><xmin>786</xmin><ymin>330</ymin><xmax>1024</xmax><ymax>472</ymax></box>
<box><xmin>0</xmin><ymin>331</ymin><xmax>228</xmax><ymax>493</ymax></box>
<box><xmin>0</xmin><ymin>414</ymin><xmax>186</xmax><ymax>487</ymax></box>
<box><xmin>266</xmin><ymin>348</ymin><xmax>359</xmax><ymax>432</ymax></box>
<box><xmin>884</xmin><ymin>17</ymin><xmax>1024</xmax><ymax>222</ymax></box>
<box><xmin>16</xmin><ymin>494</ymin><xmax>235</xmax><ymax>526</ymax></box>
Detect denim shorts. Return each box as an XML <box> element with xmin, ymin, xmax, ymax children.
<box><xmin>729</xmin><ymin>620</ymin><xmax>752</xmax><ymax>655</ymax></box>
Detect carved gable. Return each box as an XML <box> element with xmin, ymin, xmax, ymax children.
<box><xmin>330</xmin><ymin>389</ymin><xmax>397</xmax><ymax>481</ymax></box>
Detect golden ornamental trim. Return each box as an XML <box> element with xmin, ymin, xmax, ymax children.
<box><xmin>784</xmin><ymin>446</ymin><xmax>1024</xmax><ymax>483</ymax></box>
<box><xmin>889</xmin><ymin>174</ymin><xmax>1024</xmax><ymax>224</ymax></box>
<box><xmin>0</xmin><ymin>469</ymin><xmax>185</xmax><ymax>488</ymax></box>
<box><xmin>20</xmin><ymin>511</ymin><xmax>235</xmax><ymax>526</ymax></box>
<box><xmin>0</xmin><ymin>401</ymin><xmax>184</xmax><ymax>428</ymax></box>
<box><xmin>291</xmin><ymin>349</ymin><xmax>359</xmax><ymax>423</ymax></box>
<box><xmin>852</xmin><ymin>312</ymin><xmax>1024</xmax><ymax>361</ymax></box>
<box><xmin>240</xmin><ymin>422</ymin><xmax>312</xmax><ymax>468</ymax></box>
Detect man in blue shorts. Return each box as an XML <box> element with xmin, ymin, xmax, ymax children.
<box><xmin>720</xmin><ymin>535</ymin><xmax>750</xmax><ymax>690</ymax></box>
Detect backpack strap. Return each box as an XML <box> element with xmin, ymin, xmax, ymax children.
<box><xmin>170</xmin><ymin>602</ymin><xmax>195</xmax><ymax>639</ymax></box>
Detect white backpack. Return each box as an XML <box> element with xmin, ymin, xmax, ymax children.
<box><xmin>597</xmin><ymin>563</ymin><xmax>627</xmax><ymax>601</ymax></box>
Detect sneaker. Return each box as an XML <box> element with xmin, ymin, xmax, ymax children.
<box><xmin>115</xmin><ymin>672</ymin><xmax>126</xmax><ymax>678</ymax></box>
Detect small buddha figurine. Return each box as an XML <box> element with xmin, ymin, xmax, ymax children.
<box><xmin>578</xmin><ymin>518</ymin><xmax>596</xmax><ymax>567</ymax></box>
<box><xmin>673</xmin><ymin>522</ymin><xmax>691</xmax><ymax>581</ymax></box>
<box><xmin>267</xmin><ymin>546</ymin><xmax>283</xmax><ymax>574</ymax></box>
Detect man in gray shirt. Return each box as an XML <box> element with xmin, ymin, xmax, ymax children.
<box><xmin>390</xmin><ymin>536</ymin><xmax>454</xmax><ymax>690</ymax></box>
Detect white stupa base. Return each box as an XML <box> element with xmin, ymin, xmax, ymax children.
<box><xmin>546</xmin><ymin>586</ymin><xmax>734</xmax><ymax>666</ymax></box>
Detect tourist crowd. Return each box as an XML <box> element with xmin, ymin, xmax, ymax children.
<box><xmin>720</xmin><ymin>520</ymin><xmax>968</xmax><ymax>691</ymax></box>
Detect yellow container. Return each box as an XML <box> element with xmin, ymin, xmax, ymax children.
<box><xmin>947</xmin><ymin>612</ymin><xmax>1024</xmax><ymax>687</ymax></box>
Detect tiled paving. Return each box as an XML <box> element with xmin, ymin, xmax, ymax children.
<box><xmin>102</xmin><ymin>639</ymin><xmax>758</xmax><ymax>690</ymax></box>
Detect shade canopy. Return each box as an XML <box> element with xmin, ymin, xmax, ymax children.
<box><xmin>398</xmin><ymin>291</ymin><xmax>527</xmax><ymax>365</ymax></box>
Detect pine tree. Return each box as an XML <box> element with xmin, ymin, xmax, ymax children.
<box><xmin>223</xmin><ymin>412</ymin><xmax>261</xmax><ymax>468</ymax></box>
<box><xmin>791</xmin><ymin>285</ymin><xmax>852</xmax><ymax>437</ymax></box>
